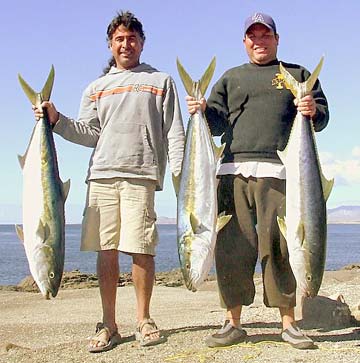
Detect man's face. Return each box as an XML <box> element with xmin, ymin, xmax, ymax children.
<box><xmin>109</xmin><ymin>24</ymin><xmax>144</xmax><ymax>70</ymax></box>
<box><xmin>243</xmin><ymin>23</ymin><xmax>279</xmax><ymax>65</ymax></box>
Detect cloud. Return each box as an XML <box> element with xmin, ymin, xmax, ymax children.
<box><xmin>320</xmin><ymin>149</ymin><xmax>360</xmax><ymax>186</ymax></box>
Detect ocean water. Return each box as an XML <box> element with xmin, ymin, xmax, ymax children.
<box><xmin>0</xmin><ymin>224</ymin><xmax>359</xmax><ymax>285</ymax></box>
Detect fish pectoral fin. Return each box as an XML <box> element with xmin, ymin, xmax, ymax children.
<box><xmin>17</xmin><ymin>154</ymin><xmax>26</xmax><ymax>169</ymax></box>
<box><xmin>297</xmin><ymin>223</ymin><xmax>305</xmax><ymax>247</ymax></box>
<box><xmin>62</xmin><ymin>179</ymin><xmax>71</xmax><ymax>201</ymax></box>
<box><xmin>15</xmin><ymin>225</ymin><xmax>24</xmax><ymax>242</ymax></box>
<box><xmin>277</xmin><ymin>216</ymin><xmax>287</xmax><ymax>238</ymax></box>
<box><xmin>322</xmin><ymin>175</ymin><xmax>334</xmax><ymax>202</ymax></box>
<box><xmin>216</xmin><ymin>212</ymin><xmax>232</xmax><ymax>233</ymax></box>
<box><xmin>189</xmin><ymin>213</ymin><xmax>202</xmax><ymax>234</ymax></box>
<box><xmin>172</xmin><ymin>173</ymin><xmax>181</xmax><ymax>197</ymax></box>
<box><xmin>37</xmin><ymin>220</ymin><xmax>50</xmax><ymax>242</ymax></box>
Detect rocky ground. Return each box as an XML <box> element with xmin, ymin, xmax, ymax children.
<box><xmin>0</xmin><ymin>266</ymin><xmax>360</xmax><ymax>363</ymax></box>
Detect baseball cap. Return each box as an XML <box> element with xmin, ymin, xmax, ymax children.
<box><xmin>244</xmin><ymin>12</ymin><xmax>277</xmax><ymax>35</ymax></box>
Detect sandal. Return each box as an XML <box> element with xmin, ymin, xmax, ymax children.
<box><xmin>135</xmin><ymin>318</ymin><xmax>167</xmax><ymax>347</ymax></box>
<box><xmin>88</xmin><ymin>322</ymin><xmax>122</xmax><ymax>353</ymax></box>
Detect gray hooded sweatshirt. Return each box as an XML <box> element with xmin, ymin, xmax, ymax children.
<box><xmin>54</xmin><ymin>63</ymin><xmax>185</xmax><ymax>190</ymax></box>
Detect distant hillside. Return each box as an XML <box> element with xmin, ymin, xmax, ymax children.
<box><xmin>157</xmin><ymin>216</ymin><xmax>176</xmax><ymax>224</ymax></box>
<box><xmin>158</xmin><ymin>206</ymin><xmax>360</xmax><ymax>225</ymax></box>
<box><xmin>327</xmin><ymin>206</ymin><xmax>360</xmax><ymax>224</ymax></box>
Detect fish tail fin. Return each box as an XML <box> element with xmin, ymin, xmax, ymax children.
<box><xmin>198</xmin><ymin>57</ymin><xmax>216</xmax><ymax>97</ymax></box>
<box><xmin>279</xmin><ymin>56</ymin><xmax>324</xmax><ymax>98</ymax></box>
<box><xmin>176</xmin><ymin>57</ymin><xmax>216</xmax><ymax>98</ymax></box>
<box><xmin>18</xmin><ymin>65</ymin><xmax>55</xmax><ymax>106</ymax></box>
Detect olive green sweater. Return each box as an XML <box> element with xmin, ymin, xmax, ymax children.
<box><xmin>205</xmin><ymin>59</ymin><xmax>329</xmax><ymax>163</ymax></box>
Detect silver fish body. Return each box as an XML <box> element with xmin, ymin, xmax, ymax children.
<box><xmin>176</xmin><ymin>58</ymin><xmax>231</xmax><ymax>291</ymax></box>
<box><xmin>16</xmin><ymin>67</ymin><xmax>70</xmax><ymax>299</ymax></box>
<box><xmin>277</xmin><ymin>58</ymin><xmax>333</xmax><ymax>298</ymax></box>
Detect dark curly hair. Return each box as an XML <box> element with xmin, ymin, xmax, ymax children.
<box><xmin>102</xmin><ymin>11</ymin><xmax>145</xmax><ymax>75</ymax></box>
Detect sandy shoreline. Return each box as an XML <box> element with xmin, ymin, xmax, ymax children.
<box><xmin>1</xmin><ymin>269</ymin><xmax>360</xmax><ymax>363</ymax></box>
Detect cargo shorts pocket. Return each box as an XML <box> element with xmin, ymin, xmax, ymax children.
<box><xmin>144</xmin><ymin>207</ymin><xmax>159</xmax><ymax>247</ymax></box>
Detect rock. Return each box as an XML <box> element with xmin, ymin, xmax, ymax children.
<box><xmin>13</xmin><ymin>269</ymin><xmax>216</xmax><ymax>292</ymax></box>
<box><xmin>300</xmin><ymin>294</ymin><xmax>353</xmax><ymax>329</ymax></box>
<box><xmin>350</xmin><ymin>302</ymin><xmax>360</xmax><ymax>323</ymax></box>
<box><xmin>342</xmin><ymin>263</ymin><xmax>360</xmax><ymax>270</ymax></box>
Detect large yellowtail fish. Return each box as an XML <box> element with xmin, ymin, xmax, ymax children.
<box><xmin>16</xmin><ymin>66</ymin><xmax>70</xmax><ymax>299</ymax></box>
<box><xmin>175</xmin><ymin>58</ymin><xmax>231</xmax><ymax>291</ymax></box>
<box><xmin>277</xmin><ymin>57</ymin><xmax>333</xmax><ymax>299</ymax></box>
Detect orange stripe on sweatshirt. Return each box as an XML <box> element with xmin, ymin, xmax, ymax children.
<box><xmin>90</xmin><ymin>84</ymin><xmax>164</xmax><ymax>101</ymax></box>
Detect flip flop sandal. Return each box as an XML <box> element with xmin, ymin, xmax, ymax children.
<box><xmin>88</xmin><ymin>322</ymin><xmax>122</xmax><ymax>353</ymax></box>
<box><xmin>135</xmin><ymin>318</ymin><xmax>167</xmax><ymax>347</ymax></box>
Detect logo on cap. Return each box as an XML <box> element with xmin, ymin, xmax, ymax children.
<box><xmin>252</xmin><ymin>13</ymin><xmax>265</xmax><ymax>23</ymax></box>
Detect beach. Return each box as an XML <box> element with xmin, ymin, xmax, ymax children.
<box><xmin>1</xmin><ymin>268</ymin><xmax>360</xmax><ymax>363</ymax></box>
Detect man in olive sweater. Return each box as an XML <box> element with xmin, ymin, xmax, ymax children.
<box><xmin>187</xmin><ymin>12</ymin><xmax>328</xmax><ymax>349</ymax></box>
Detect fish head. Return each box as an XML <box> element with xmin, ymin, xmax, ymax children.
<box><xmin>178</xmin><ymin>231</ymin><xmax>196</xmax><ymax>290</ymax></box>
<box><xmin>304</xmin><ymin>271</ymin><xmax>322</xmax><ymax>298</ymax></box>
<box><xmin>178</xmin><ymin>231</ymin><xmax>212</xmax><ymax>292</ymax></box>
<box><xmin>32</xmin><ymin>244</ymin><xmax>63</xmax><ymax>298</ymax></box>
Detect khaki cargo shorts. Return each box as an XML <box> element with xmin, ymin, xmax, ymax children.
<box><xmin>80</xmin><ymin>178</ymin><xmax>158</xmax><ymax>256</ymax></box>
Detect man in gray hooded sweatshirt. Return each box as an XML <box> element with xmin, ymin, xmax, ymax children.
<box><xmin>34</xmin><ymin>11</ymin><xmax>184</xmax><ymax>352</ymax></box>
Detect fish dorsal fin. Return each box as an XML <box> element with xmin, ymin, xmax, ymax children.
<box><xmin>322</xmin><ymin>175</ymin><xmax>334</xmax><ymax>202</ymax></box>
<box><xmin>176</xmin><ymin>57</ymin><xmax>216</xmax><ymax>99</ymax></box>
<box><xmin>18</xmin><ymin>65</ymin><xmax>55</xmax><ymax>106</ymax></box>
<box><xmin>37</xmin><ymin>220</ymin><xmax>50</xmax><ymax>242</ymax></box>
<box><xmin>216</xmin><ymin>212</ymin><xmax>232</xmax><ymax>233</ymax></box>
<box><xmin>62</xmin><ymin>179</ymin><xmax>71</xmax><ymax>201</ymax></box>
<box><xmin>277</xmin><ymin>216</ymin><xmax>287</xmax><ymax>238</ymax></box>
<box><xmin>189</xmin><ymin>213</ymin><xmax>201</xmax><ymax>234</ymax></box>
<box><xmin>279</xmin><ymin>57</ymin><xmax>324</xmax><ymax>99</ymax></box>
<box><xmin>15</xmin><ymin>224</ymin><xmax>24</xmax><ymax>242</ymax></box>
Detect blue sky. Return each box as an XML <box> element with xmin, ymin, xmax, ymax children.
<box><xmin>1</xmin><ymin>0</ymin><xmax>359</xmax><ymax>223</ymax></box>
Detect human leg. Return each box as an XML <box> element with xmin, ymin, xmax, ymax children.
<box><xmin>132</xmin><ymin>253</ymin><xmax>154</xmax><ymax>322</ymax></box>
<box><xmin>206</xmin><ymin>175</ymin><xmax>257</xmax><ymax>347</ymax></box>
<box><xmin>80</xmin><ymin>179</ymin><xmax>122</xmax><ymax>352</ymax></box>
<box><xmin>132</xmin><ymin>253</ymin><xmax>165</xmax><ymax>346</ymax></box>
<box><xmin>118</xmin><ymin>179</ymin><xmax>165</xmax><ymax>346</ymax></box>
<box><xmin>280</xmin><ymin>306</ymin><xmax>314</xmax><ymax>349</ymax></box>
<box><xmin>88</xmin><ymin>250</ymin><xmax>121</xmax><ymax>352</ymax></box>
<box><xmin>255</xmin><ymin>178</ymin><xmax>314</xmax><ymax>349</ymax></box>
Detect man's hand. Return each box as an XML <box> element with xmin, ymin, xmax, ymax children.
<box><xmin>186</xmin><ymin>96</ymin><xmax>207</xmax><ymax>115</ymax></box>
<box><xmin>294</xmin><ymin>95</ymin><xmax>316</xmax><ymax>118</ymax></box>
<box><xmin>32</xmin><ymin>101</ymin><xmax>59</xmax><ymax>125</ymax></box>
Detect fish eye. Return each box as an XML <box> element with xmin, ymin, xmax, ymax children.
<box><xmin>49</xmin><ymin>272</ymin><xmax>55</xmax><ymax>279</ymax></box>
<box><xmin>306</xmin><ymin>274</ymin><xmax>312</xmax><ymax>282</ymax></box>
